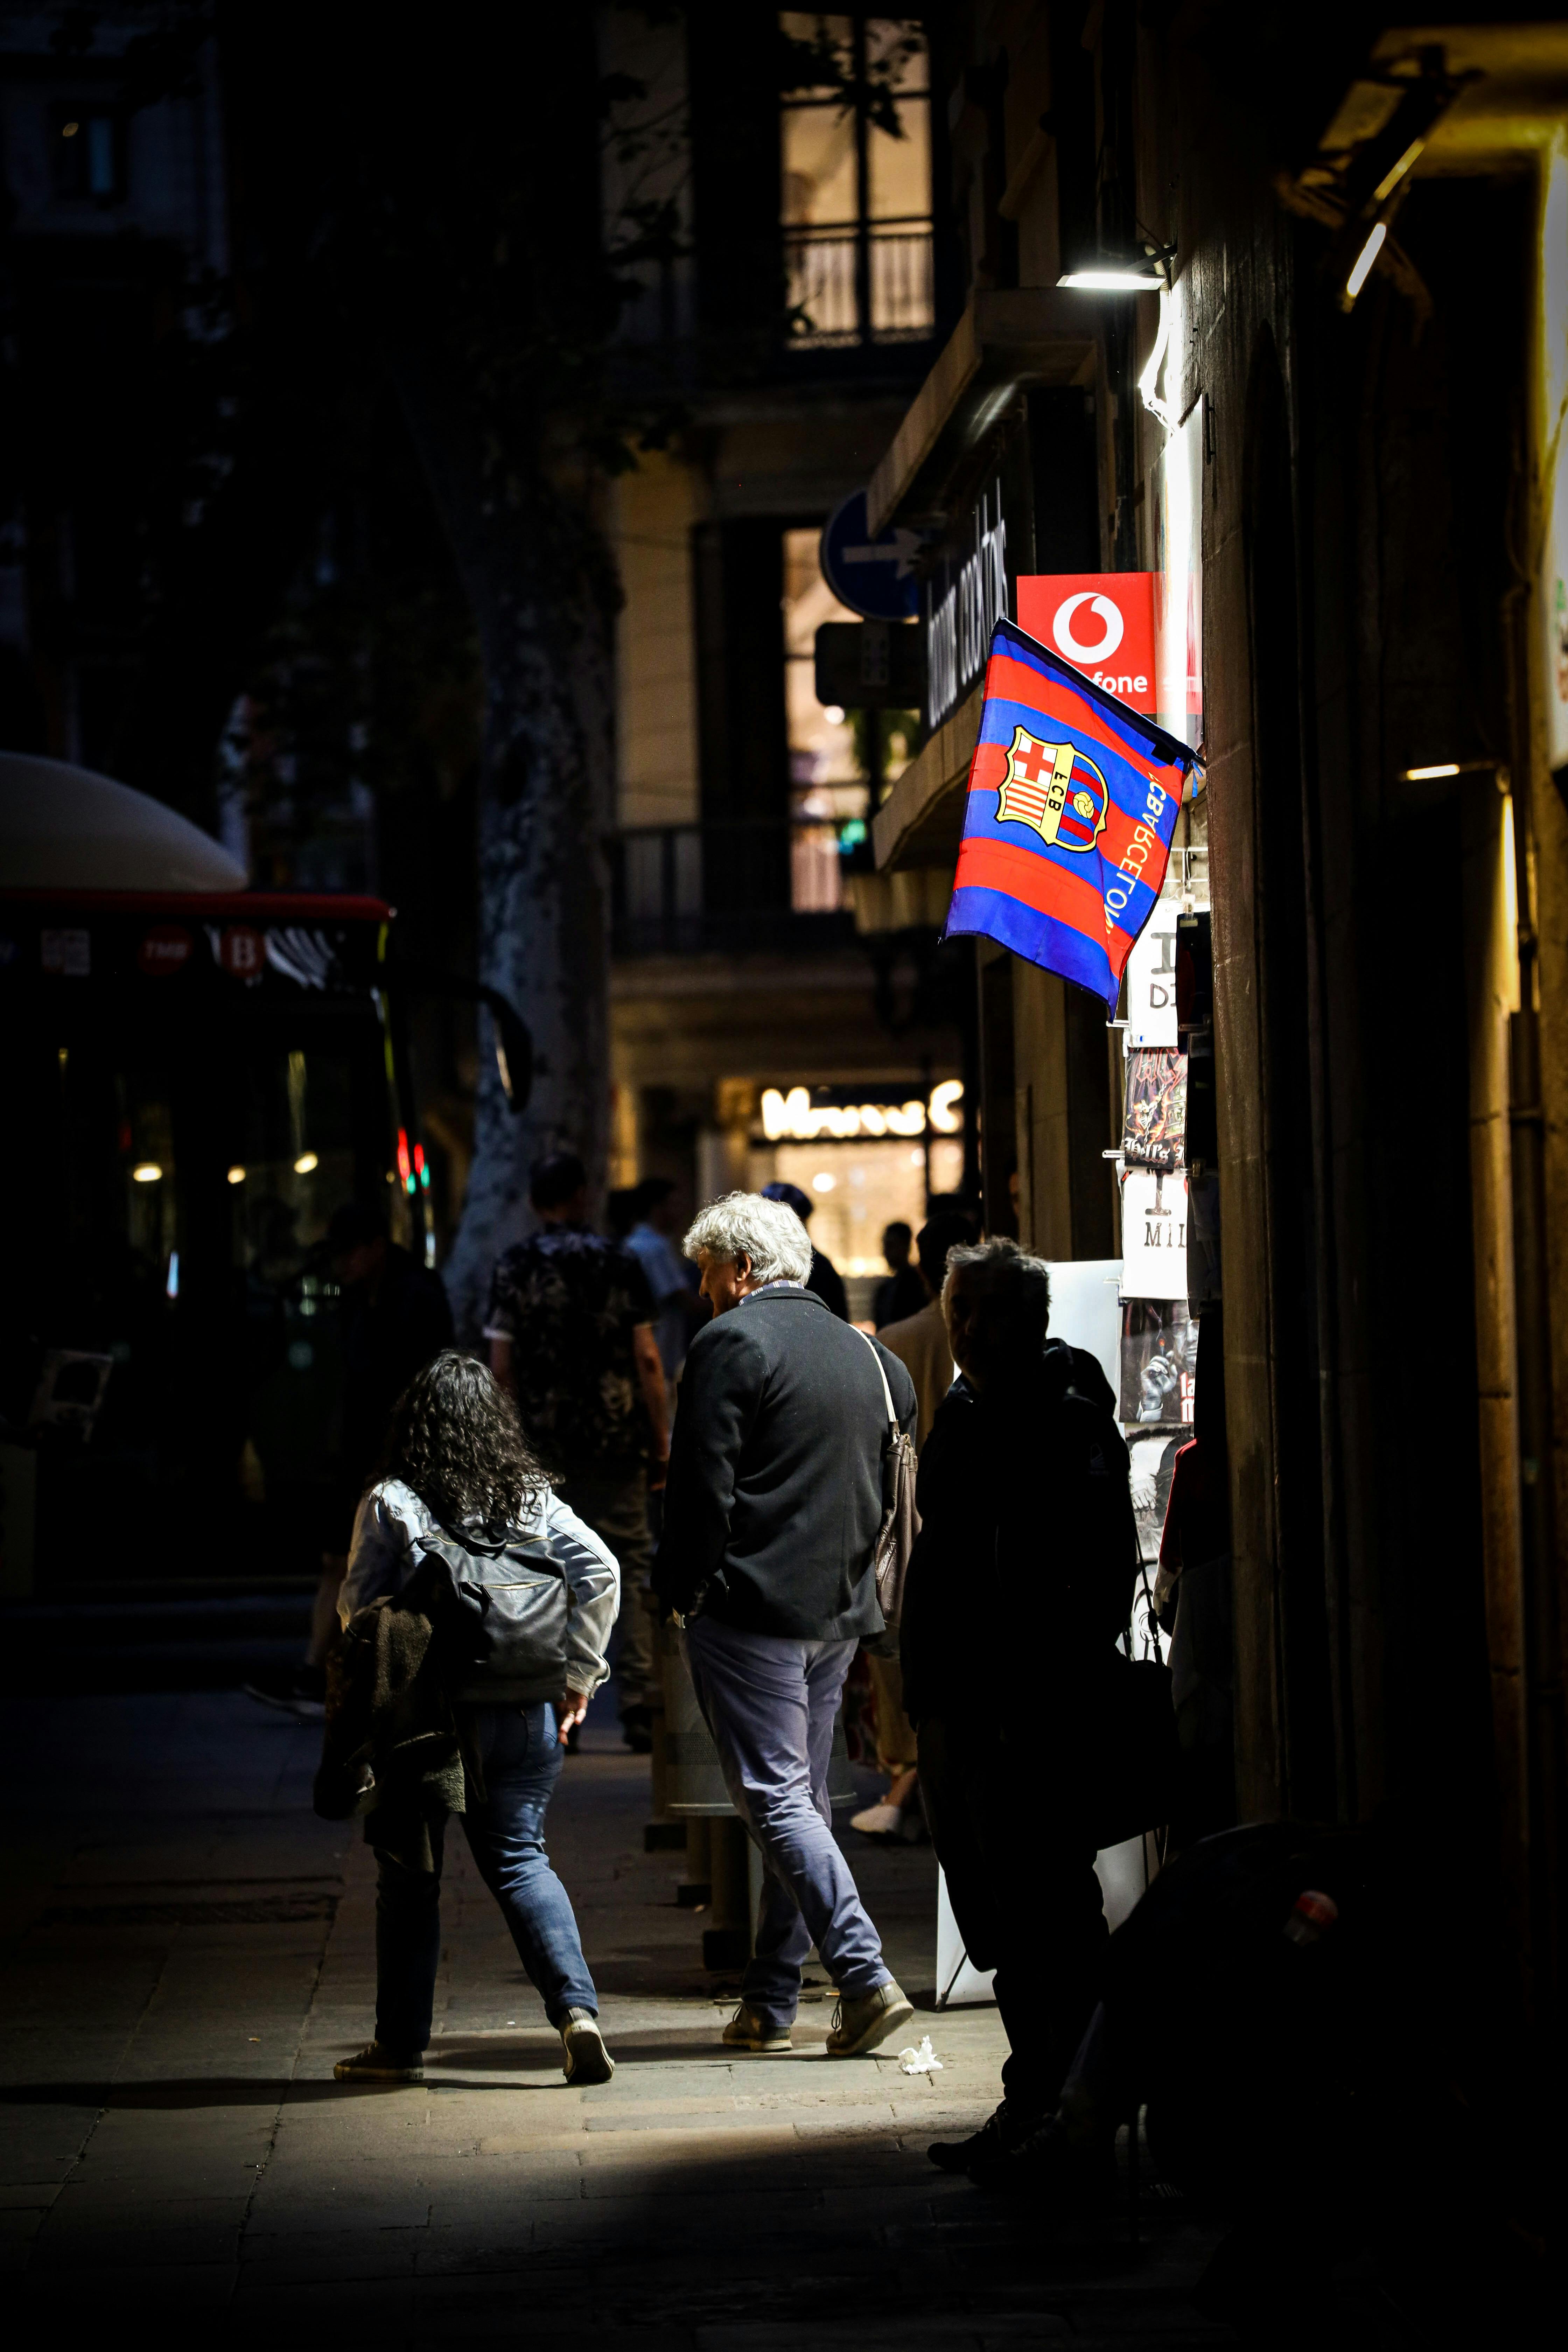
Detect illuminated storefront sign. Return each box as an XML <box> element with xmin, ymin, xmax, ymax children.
<box><xmin>760</xmin><ymin>1080</ymin><xmax>964</xmax><ymax>1141</ymax></box>
<box><xmin>925</xmin><ymin>482</ymin><xmax>1007</xmax><ymax>730</ymax></box>
<box><xmin>1015</xmin><ymin>574</ymin><xmax>1157</xmax><ymax>712</ymax></box>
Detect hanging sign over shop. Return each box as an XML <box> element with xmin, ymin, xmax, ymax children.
<box><xmin>944</xmin><ymin>621</ymin><xmax>1199</xmax><ymax>1014</ymax></box>
<box><xmin>1124</xmin><ymin>899</ymin><xmax>1180</xmax><ymax>1044</ymax></box>
<box><xmin>1120</xmin><ymin>1167</ymin><xmax>1189</xmax><ymax>1300</ymax></box>
<box><xmin>813</xmin><ymin>620</ymin><xmax>926</xmax><ymax>711</ymax></box>
<box><xmin>1015</xmin><ymin>574</ymin><xmax>1157</xmax><ymax>712</ymax></box>
<box><xmin>820</xmin><ymin>491</ymin><xmax>923</xmax><ymax>623</ymax></box>
<box><xmin>925</xmin><ymin>478</ymin><xmax>1009</xmax><ymax>729</ymax></box>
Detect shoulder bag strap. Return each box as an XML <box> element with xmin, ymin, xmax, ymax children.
<box><xmin>853</xmin><ymin>1325</ymin><xmax>898</xmax><ymax>1433</ymax></box>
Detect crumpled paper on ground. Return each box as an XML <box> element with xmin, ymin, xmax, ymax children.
<box><xmin>897</xmin><ymin>2035</ymin><xmax>943</xmax><ymax>2074</ymax></box>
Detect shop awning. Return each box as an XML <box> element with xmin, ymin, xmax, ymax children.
<box><xmin>870</xmin><ymin>682</ymin><xmax>981</xmax><ymax>877</ymax></box>
<box><xmin>865</xmin><ymin>289</ymin><xmax>1095</xmax><ymax>538</ymax></box>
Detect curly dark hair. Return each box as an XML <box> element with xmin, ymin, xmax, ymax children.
<box><xmin>377</xmin><ymin>1350</ymin><xmax>548</xmax><ymax>1529</ymax></box>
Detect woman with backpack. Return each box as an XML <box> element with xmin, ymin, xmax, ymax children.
<box><xmin>326</xmin><ymin>1350</ymin><xmax>620</xmax><ymax>2087</ymax></box>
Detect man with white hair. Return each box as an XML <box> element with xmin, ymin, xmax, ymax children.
<box><xmin>654</xmin><ymin>1190</ymin><xmax>917</xmax><ymax>2058</ymax></box>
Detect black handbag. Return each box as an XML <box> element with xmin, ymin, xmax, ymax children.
<box><xmin>1082</xmin><ymin>1646</ymin><xmax>1181</xmax><ymax>1850</ymax></box>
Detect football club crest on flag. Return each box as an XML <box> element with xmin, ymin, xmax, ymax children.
<box><xmin>945</xmin><ymin>617</ymin><xmax>1199</xmax><ymax>1013</ymax></box>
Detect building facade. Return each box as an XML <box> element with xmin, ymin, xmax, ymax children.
<box><xmin>599</xmin><ymin>7</ymin><xmax>972</xmax><ymax>1309</ymax></box>
<box><xmin>865</xmin><ymin>2</ymin><xmax>1568</xmax><ymax>2019</ymax></box>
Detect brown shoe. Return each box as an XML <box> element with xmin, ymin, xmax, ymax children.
<box><xmin>333</xmin><ymin>2041</ymin><xmax>423</xmax><ymax>2083</ymax></box>
<box><xmin>721</xmin><ymin>2002</ymin><xmax>793</xmax><ymax>2053</ymax></box>
<box><xmin>826</xmin><ymin>1980</ymin><xmax>915</xmax><ymax>2057</ymax></box>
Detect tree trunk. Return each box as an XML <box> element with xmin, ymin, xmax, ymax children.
<box><xmin>392</xmin><ymin>354</ymin><xmax>615</xmax><ymax>1341</ymax></box>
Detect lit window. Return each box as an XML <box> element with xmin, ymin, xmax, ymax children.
<box><xmin>780</xmin><ymin>15</ymin><xmax>933</xmax><ymax>350</ymax></box>
<box><xmin>784</xmin><ymin>525</ymin><xmax>861</xmax><ymax>911</ymax></box>
<box><xmin>53</xmin><ymin>105</ymin><xmax>126</xmax><ymax>203</ymax></box>
<box><xmin>782</xmin><ymin>523</ymin><xmax>919</xmax><ymax>908</ymax></box>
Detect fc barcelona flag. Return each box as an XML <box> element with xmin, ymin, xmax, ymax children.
<box><xmin>945</xmin><ymin>618</ymin><xmax>1199</xmax><ymax>1013</ymax></box>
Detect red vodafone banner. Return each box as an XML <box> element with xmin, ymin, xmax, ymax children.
<box><xmin>1014</xmin><ymin>574</ymin><xmax>1157</xmax><ymax>714</ymax></box>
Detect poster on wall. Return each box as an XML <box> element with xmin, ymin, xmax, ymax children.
<box><xmin>1121</xmin><ymin>1297</ymin><xmax>1198</xmax><ymax>1570</ymax></box>
<box><xmin>1128</xmin><ymin>1428</ymin><xmax>1186</xmax><ymax>1571</ymax></box>
<box><xmin>1119</xmin><ymin>1297</ymin><xmax>1199</xmax><ymax>1427</ymax></box>
<box><xmin>1122</xmin><ymin>1047</ymin><xmax>1186</xmax><ymax>1170</ymax></box>
<box><xmin>1120</xmin><ymin>1167</ymin><xmax>1188</xmax><ymax>1299</ymax></box>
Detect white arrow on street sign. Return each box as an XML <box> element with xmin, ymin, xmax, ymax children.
<box><xmin>841</xmin><ymin>529</ymin><xmax>923</xmax><ymax>578</ymax></box>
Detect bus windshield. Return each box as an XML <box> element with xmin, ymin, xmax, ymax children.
<box><xmin>0</xmin><ymin>892</ymin><xmax>423</xmax><ymax>1590</ymax></box>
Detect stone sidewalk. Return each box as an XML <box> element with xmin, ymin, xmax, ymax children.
<box><xmin>0</xmin><ymin>1691</ymin><xmax>1229</xmax><ymax>2341</ymax></box>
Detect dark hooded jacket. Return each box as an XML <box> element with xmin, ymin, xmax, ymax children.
<box><xmin>898</xmin><ymin>1337</ymin><xmax>1137</xmax><ymax>1727</ymax></box>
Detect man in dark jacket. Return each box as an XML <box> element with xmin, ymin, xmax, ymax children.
<box><xmin>759</xmin><ymin>1181</ymin><xmax>848</xmax><ymax>1320</ymax></box>
<box><xmin>900</xmin><ymin>1236</ymin><xmax>1137</xmax><ymax>2185</ymax></box>
<box><xmin>654</xmin><ymin>1189</ymin><xmax>917</xmax><ymax>2058</ymax></box>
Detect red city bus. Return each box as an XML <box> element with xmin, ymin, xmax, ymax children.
<box><xmin>0</xmin><ymin>764</ymin><xmax>436</xmax><ymax>1593</ymax></box>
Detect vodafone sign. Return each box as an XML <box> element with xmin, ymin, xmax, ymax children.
<box><xmin>1015</xmin><ymin>573</ymin><xmax>1157</xmax><ymax>714</ymax></box>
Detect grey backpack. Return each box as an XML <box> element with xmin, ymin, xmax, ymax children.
<box><xmin>415</xmin><ymin>1522</ymin><xmax>570</xmax><ymax>1702</ymax></box>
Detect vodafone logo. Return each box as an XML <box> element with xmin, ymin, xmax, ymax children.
<box><xmin>1016</xmin><ymin>571</ymin><xmax>1158</xmax><ymax>715</ymax></box>
<box><xmin>1052</xmin><ymin>591</ymin><xmax>1125</xmax><ymax>663</ymax></box>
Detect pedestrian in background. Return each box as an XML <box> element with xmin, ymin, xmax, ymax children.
<box><xmin>848</xmin><ymin>1209</ymin><xmax>974</xmax><ymax>1841</ymax></box>
<box><xmin>245</xmin><ymin>1197</ymin><xmax>452</xmax><ymax>1721</ymax></box>
<box><xmin>623</xmin><ymin>1175</ymin><xmax>702</xmax><ymax>1400</ymax></box>
<box><xmin>329</xmin><ymin>1352</ymin><xmax>618</xmax><ymax>2087</ymax></box>
<box><xmin>485</xmin><ymin>1151</ymin><xmax>668</xmax><ymax>1752</ymax></box>
<box><xmin>902</xmin><ymin>1237</ymin><xmax>1135</xmax><ymax>2186</ymax></box>
<box><xmin>875</xmin><ymin>1209</ymin><xmax>975</xmax><ymax>1447</ymax></box>
<box><xmin>759</xmin><ymin>1180</ymin><xmax>847</xmax><ymax>1319</ymax></box>
<box><xmin>654</xmin><ymin>1190</ymin><xmax>916</xmax><ymax>2058</ymax></box>
<box><xmin>872</xmin><ymin>1222</ymin><xmax>926</xmax><ymax>1330</ymax></box>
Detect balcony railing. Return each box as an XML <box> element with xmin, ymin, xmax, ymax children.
<box><xmin>611</xmin><ymin>820</ymin><xmax>861</xmax><ymax>957</ymax></box>
<box><xmin>784</xmin><ymin>223</ymin><xmax>935</xmax><ymax>349</ymax></box>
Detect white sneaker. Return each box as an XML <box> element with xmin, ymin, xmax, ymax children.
<box><xmin>849</xmin><ymin>1802</ymin><xmax>903</xmax><ymax>1836</ymax></box>
<box><xmin>560</xmin><ymin>2008</ymin><xmax>615</xmax><ymax>2085</ymax></box>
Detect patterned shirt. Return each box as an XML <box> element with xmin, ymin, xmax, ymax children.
<box><xmin>483</xmin><ymin>1225</ymin><xmax>657</xmax><ymax>1473</ymax></box>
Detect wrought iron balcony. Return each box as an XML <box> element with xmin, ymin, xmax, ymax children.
<box><xmin>784</xmin><ymin>223</ymin><xmax>935</xmax><ymax>350</ymax></box>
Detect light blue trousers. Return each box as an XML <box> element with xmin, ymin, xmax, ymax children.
<box><xmin>682</xmin><ymin>1615</ymin><xmax>891</xmax><ymax>2030</ymax></box>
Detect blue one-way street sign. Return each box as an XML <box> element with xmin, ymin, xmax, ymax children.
<box><xmin>819</xmin><ymin>490</ymin><xmax>923</xmax><ymax>622</ymax></box>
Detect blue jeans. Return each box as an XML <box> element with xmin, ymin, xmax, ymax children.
<box><xmin>682</xmin><ymin>1616</ymin><xmax>891</xmax><ymax>2034</ymax></box>
<box><xmin>372</xmin><ymin>1703</ymin><xmax>597</xmax><ymax>2053</ymax></box>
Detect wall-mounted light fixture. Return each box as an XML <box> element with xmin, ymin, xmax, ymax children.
<box><xmin>1344</xmin><ymin>219</ymin><xmax>1388</xmax><ymax>303</ymax></box>
<box><xmin>1400</xmin><ymin>758</ymin><xmax>1502</xmax><ymax>782</ymax></box>
<box><xmin>1059</xmin><ymin>240</ymin><xmax>1174</xmax><ymax>294</ymax></box>
<box><xmin>1314</xmin><ymin>51</ymin><xmax>1474</xmax><ymax>313</ymax></box>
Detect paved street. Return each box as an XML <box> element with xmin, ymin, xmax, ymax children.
<box><xmin>0</xmin><ymin>1691</ymin><xmax>1230</xmax><ymax>2341</ymax></box>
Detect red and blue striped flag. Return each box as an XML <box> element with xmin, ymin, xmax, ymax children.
<box><xmin>945</xmin><ymin>617</ymin><xmax>1199</xmax><ymax>1013</ymax></box>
